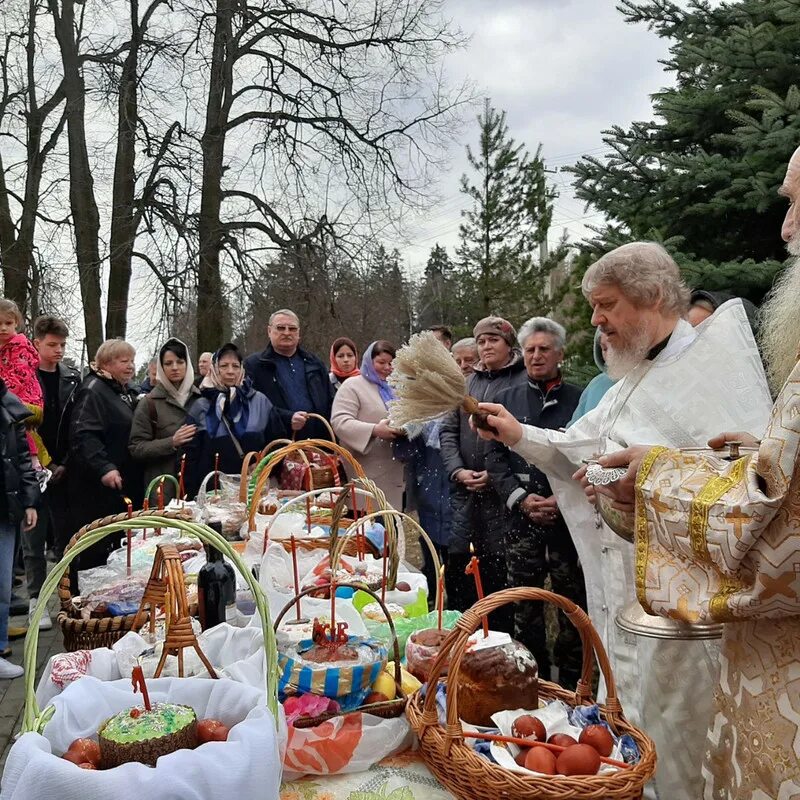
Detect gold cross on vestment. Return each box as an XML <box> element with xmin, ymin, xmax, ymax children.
<box><xmin>759</xmin><ymin>572</ymin><xmax>797</xmax><ymax>601</ymax></box>
<box><xmin>665</xmin><ymin>594</ymin><xmax>701</xmax><ymax>623</ymax></box>
<box><xmin>725</xmin><ymin>506</ymin><xmax>752</xmax><ymax>540</ymax></box>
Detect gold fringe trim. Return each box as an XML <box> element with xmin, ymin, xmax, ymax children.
<box><xmin>634</xmin><ymin>446</ymin><xmax>669</xmax><ymax>615</ymax></box>
<box><xmin>688</xmin><ymin>456</ymin><xmax>749</xmax><ymax>621</ymax></box>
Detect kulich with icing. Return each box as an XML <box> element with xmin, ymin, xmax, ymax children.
<box><xmin>99</xmin><ymin>703</ymin><xmax>198</xmax><ymax>768</ymax></box>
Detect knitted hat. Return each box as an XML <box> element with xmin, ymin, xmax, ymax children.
<box><xmin>472</xmin><ymin>316</ymin><xmax>516</xmax><ymax>347</ymax></box>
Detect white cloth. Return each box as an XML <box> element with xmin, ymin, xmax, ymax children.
<box><xmin>2</xmin><ymin>676</ymin><xmax>285</xmax><ymax>800</ymax></box>
<box><xmin>509</xmin><ymin>302</ymin><xmax>773</xmax><ymax>799</ymax></box>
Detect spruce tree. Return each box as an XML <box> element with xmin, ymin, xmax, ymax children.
<box><xmin>567</xmin><ymin>0</ymin><xmax>800</xmax><ymax>303</ymax></box>
<box><xmin>456</xmin><ymin>99</ymin><xmax>555</xmax><ymax>322</ymax></box>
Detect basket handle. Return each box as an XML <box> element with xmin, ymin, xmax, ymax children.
<box><xmin>419</xmin><ymin>587</ymin><xmax>624</xmax><ymax>739</ymax></box>
<box><xmin>331</xmin><ymin>507</ymin><xmax>442</xmax><ymax>613</ymax></box>
<box><xmin>273</xmin><ymin>581</ymin><xmax>403</xmax><ymax>699</ymax></box>
<box><xmin>292</xmin><ymin>412</ymin><xmax>336</xmax><ymax>442</ymax></box>
<box><xmin>144</xmin><ymin>474</ymin><xmax>180</xmax><ymax>506</ymax></box>
<box><xmin>25</xmin><ymin>515</ymin><xmax>279</xmax><ymax>733</ymax></box>
<box><xmin>238</xmin><ymin>450</ymin><xmax>264</xmax><ymax>502</ymax></box>
<box><xmin>247</xmin><ymin>439</ymin><xmax>367</xmax><ymax>533</ymax></box>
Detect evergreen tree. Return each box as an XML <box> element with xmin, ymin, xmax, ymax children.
<box><xmin>456</xmin><ymin>99</ymin><xmax>556</xmax><ymax>321</ymax></box>
<box><xmin>416</xmin><ymin>243</ymin><xmax>458</xmax><ymax>331</ymax></box>
<box><xmin>568</xmin><ymin>0</ymin><xmax>800</xmax><ymax>303</ymax></box>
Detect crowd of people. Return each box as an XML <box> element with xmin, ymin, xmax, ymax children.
<box><xmin>1</xmin><ymin>147</ymin><xmax>799</xmax><ymax>799</ymax></box>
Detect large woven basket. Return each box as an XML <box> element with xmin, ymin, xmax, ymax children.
<box><xmin>24</xmin><ymin>515</ymin><xmax>279</xmax><ymax>734</ymax></box>
<box><xmin>406</xmin><ymin>588</ymin><xmax>657</xmax><ymax>800</ymax></box>
<box><xmin>56</xmin><ymin>508</ymin><xmax>191</xmax><ymax>651</ymax></box>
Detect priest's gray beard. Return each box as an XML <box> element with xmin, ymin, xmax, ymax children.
<box><xmin>603</xmin><ymin>323</ymin><xmax>651</xmax><ymax>380</ymax></box>
<box><xmin>761</xmin><ymin>243</ymin><xmax>800</xmax><ymax>392</ymax></box>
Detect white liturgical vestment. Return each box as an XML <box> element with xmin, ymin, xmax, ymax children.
<box><xmin>510</xmin><ymin>301</ymin><xmax>772</xmax><ymax>799</ymax></box>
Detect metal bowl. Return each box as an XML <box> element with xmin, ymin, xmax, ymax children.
<box><xmin>596</xmin><ymin>493</ymin><xmax>635</xmax><ymax>542</ymax></box>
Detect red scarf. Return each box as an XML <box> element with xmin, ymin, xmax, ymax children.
<box><xmin>330</xmin><ymin>337</ymin><xmax>361</xmax><ymax>380</ymax></box>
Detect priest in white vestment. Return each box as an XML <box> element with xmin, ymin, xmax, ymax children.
<box><xmin>478</xmin><ymin>242</ymin><xmax>772</xmax><ymax>799</ymax></box>
<box><xmin>565</xmin><ymin>147</ymin><xmax>800</xmax><ymax>800</ymax></box>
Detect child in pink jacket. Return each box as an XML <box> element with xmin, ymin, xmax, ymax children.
<box><xmin>0</xmin><ymin>299</ymin><xmax>47</xmax><ymax>467</ymax></box>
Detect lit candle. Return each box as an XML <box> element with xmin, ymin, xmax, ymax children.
<box><xmin>290</xmin><ymin>534</ymin><xmax>302</xmax><ymax>621</ymax></box>
<box><xmin>179</xmin><ymin>454</ymin><xmax>186</xmax><ymax>501</ymax></box>
<box><xmin>437</xmin><ymin>563</ymin><xmax>445</xmax><ymax>631</ymax></box>
<box><xmin>465</xmin><ymin>543</ymin><xmax>489</xmax><ymax>638</ymax></box>
<box><xmin>125</xmin><ymin>496</ymin><xmax>133</xmax><ymax>575</ymax></box>
<box><xmin>214</xmin><ymin>453</ymin><xmax>220</xmax><ymax>492</ymax></box>
<box><xmin>131</xmin><ymin>666</ymin><xmax>152</xmax><ymax>711</ymax></box>
<box><xmin>156</xmin><ymin>478</ymin><xmax>164</xmax><ymax>536</ymax></box>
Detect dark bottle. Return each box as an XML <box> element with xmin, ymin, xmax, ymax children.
<box><xmin>198</xmin><ymin>522</ymin><xmax>236</xmax><ymax>631</ymax></box>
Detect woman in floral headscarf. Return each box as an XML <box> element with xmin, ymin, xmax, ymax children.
<box><xmin>183</xmin><ymin>343</ymin><xmax>276</xmax><ymax>498</ymax></box>
<box><xmin>330</xmin><ymin>340</ymin><xmax>406</xmax><ymax>510</ymax></box>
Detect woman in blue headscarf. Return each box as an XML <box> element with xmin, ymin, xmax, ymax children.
<box><xmin>330</xmin><ymin>340</ymin><xmax>407</xmax><ymax>510</ymax></box>
<box><xmin>183</xmin><ymin>343</ymin><xmax>277</xmax><ymax>498</ymax></box>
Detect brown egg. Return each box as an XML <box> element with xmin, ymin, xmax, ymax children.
<box><xmin>524</xmin><ymin>746</ymin><xmax>557</xmax><ymax>774</ymax></box>
<box><xmin>579</xmin><ymin>724</ymin><xmax>614</xmax><ymax>757</ymax></box>
<box><xmin>556</xmin><ymin>743</ymin><xmax>601</xmax><ymax>776</ymax></box>
<box><xmin>512</xmin><ymin>714</ymin><xmax>546</xmax><ymax>741</ymax></box>
<box><xmin>547</xmin><ymin>733</ymin><xmax>578</xmax><ymax>748</ymax></box>
<box><xmin>65</xmin><ymin>738</ymin><xmax>101</xmax><ymax>767</ymax></box>
<box><xmin>395</xmin><ymin>581</ymin><xmax>411</xmax><ymax>591</ymax></box>
<box><xmin>514</xmin><ymin>747</ymin><xmax>530</xmax><ymax>767</ymax></box>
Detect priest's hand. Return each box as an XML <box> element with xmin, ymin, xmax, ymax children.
<box><xmin>595</xmin><ymin>446</ymin><xmax>653</xmax><ymax>510</ymax></box>
<box><xmin>473</xmin><ymin>402</ymin><xmax>523</xmax><ymax>446</ymax></box>
<box><xmin>707</xmin><ymin>431</ymin><xmax>760</xmax><ymax>449</ymax></box>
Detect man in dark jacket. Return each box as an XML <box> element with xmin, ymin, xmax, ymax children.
<box><xmin>243</xmin><ymin>309</ymin><xmax>334</xmax><ymax>441</ymax></box>
<box><xmin>0</xmin><ymin>379</ymin><xmax>40</xmax><ymax>678</ymax></box>
<box><xmin>439</xmin><ymin>316</ymin><xmax>526</xmax><ymax>632</ymax></box>
<box><xmin>487</xmin><ymin>317</ymin><xmax>585</xmax><ymax>685</ymax></box>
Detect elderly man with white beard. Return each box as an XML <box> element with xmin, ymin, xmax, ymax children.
<box><xmin>477</xmin><ymin>240</ymin><xmax>773</xmax><ymax>799</ymax></box>
<box><xmin>569</xmin><ymin>148</ymin><xmax>800</xmax><ymax>800</ymax></box>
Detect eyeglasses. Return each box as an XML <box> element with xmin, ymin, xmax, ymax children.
<box><xmin>273</xmin><ymin>325</ymin><xmax>299</xmax><ymax>333</ymax></box>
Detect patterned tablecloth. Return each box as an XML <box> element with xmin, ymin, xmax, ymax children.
<box><xmin>280</xmin><ymin>749</ymin><xmax>456</xmax><ymax>800</ymax></box>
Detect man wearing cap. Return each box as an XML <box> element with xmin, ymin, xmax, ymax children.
<box><xmin>439</xmin><ymin>316</ymin><xmax>526</xmax><ymax>632</ymax></box>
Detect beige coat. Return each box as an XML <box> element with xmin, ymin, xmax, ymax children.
<box><xmin>330</xmin><ymin>375</ymin><xmax>405</xmax><ymax>510</ymax></box>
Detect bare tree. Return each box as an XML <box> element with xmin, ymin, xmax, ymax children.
<box><xmin>0</xmin><ymin>0</ymin><xmax>67</xmax><ymax>315</ymax></box>
<box><xmin>188</xmin><ymin>0</ymin><xmax>468</xmax><ymax>352</ymax></box>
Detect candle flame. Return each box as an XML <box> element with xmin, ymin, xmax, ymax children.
<box><xmin>469</xmin><ymin>542</ymin><xmax>475</xmax><ymax>556</ymax></box>
<box><xmin>439</xmin><ymin>564</ymin><xmax>445</xmax><ymax>577</ymax></box>
<box><xmin>123</xmin><ymin>496</ymin><xmax>132</xmax><ymax>506</ymax></box>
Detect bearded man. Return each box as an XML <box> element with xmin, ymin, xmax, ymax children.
<box><xmin>580</xmin><ymin>148</ymin><xmax>800</xmax><ymax>800</ymax></box>
<box><xmin>477</xmin><ymin>241</ymin><xmax>772</xmax><ymax>799</ymax></box>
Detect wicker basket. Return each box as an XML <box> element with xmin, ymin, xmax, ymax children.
<box><xmin>25</xmin><ymin>515</ymin><xmax>280</xmax><ymax>734</ymax></box>
<box><xmin>405</xmin><ymin>588</ymin><xmax>657</xmax><ymax>800</ymax></box>
<box><xmin>56</xmin><ymin>508</ymin><xmax>192</xmax><ymax>652</ymax></box>
<box><xmin>246</xmin><ymin>439</ymin><xmax>369</xmax><ymax>537</ymax></box>
<box><xmin>273</xmin><ymin>581</ymin><xmax>406</xmax><ymax>724</ymax></box>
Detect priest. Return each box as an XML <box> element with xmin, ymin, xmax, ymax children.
<box><xmin>476</xmin><ymin>241</ymin><xmax>772</xmax><ymax>799</ymax></box>
<box><xmin>574</xmin><ymin>147</ymin><xmax>800</xmax><ymax>800</ymax></box>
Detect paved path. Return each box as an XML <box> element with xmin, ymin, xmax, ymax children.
<box><xmin>0</xmin><ymin>597</ymin><xmax>60</xmax><ymax>771</ymax></box>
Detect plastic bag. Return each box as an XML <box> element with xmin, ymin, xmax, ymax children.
<box><xmin>196</xmin><ymin>472</ymin><xmax>248</xmax><ymax>539</ymax></box>
<box><xmin>3</xmin><ymin>676</ymin><xmax>285</xmax><ymax>800</ymax></box>
<box><xmin>282</xmin><ymin>712</ymin><xmax>413</xmax><ymax>779</ymax></box>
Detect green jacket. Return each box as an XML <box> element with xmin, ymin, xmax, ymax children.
<box><xmin>128</xmin><ymin>382</ymin><xmax>200</xmax><ymax>502</ymax></box>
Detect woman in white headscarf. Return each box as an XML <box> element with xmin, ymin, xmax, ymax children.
<box><xmin>129</xmin><ymin>338</ymin><xmax>200</xmax><ymax>503</ymax></box>
<box><xmin>183</xmin><ymin>343</ymin><xmax>277</xmax><ymax>498</ymax></box>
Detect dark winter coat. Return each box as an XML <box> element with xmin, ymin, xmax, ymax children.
<box><xmin>439</xmin><ymin>352</ymin><xmax>526</xmax><ymax>554</ymax></box>
<box><xmin>68</xmin><ymin>372</ymin><xmax>144</xmax><ymax>527</ymax></box>
<box><xmin>183</xmin><ymin>383</ymin><xmax>276</xmax><ymax>498</ymax></box>
<box><xmin>487</xmin><ymin>378</ymin><xmax>583</xmax><ymax>509</ymax></box>
<box><xmin>0</xmin><ymin>381</ymin><xmax>40</xmax><ymax>524</ymax></box>
<box><xmin>37</xmin><ymin>362</ymin><xmax>81</xmax><ymax>466</ymax></box>
<box><xmin>128</xmin><ymin>382</ymin><xmax>201</xmax><ymax>502</ymax></box>
<box><xmin>243</xmin><ymin>344</ymin><xmax>334</xmax><ymax>441</ymax></box>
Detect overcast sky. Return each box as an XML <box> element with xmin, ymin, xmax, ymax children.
<box><xmin>398</xmin><ymin>0</ymin><xmax>672</xmax><ymax>274</ymax></box>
